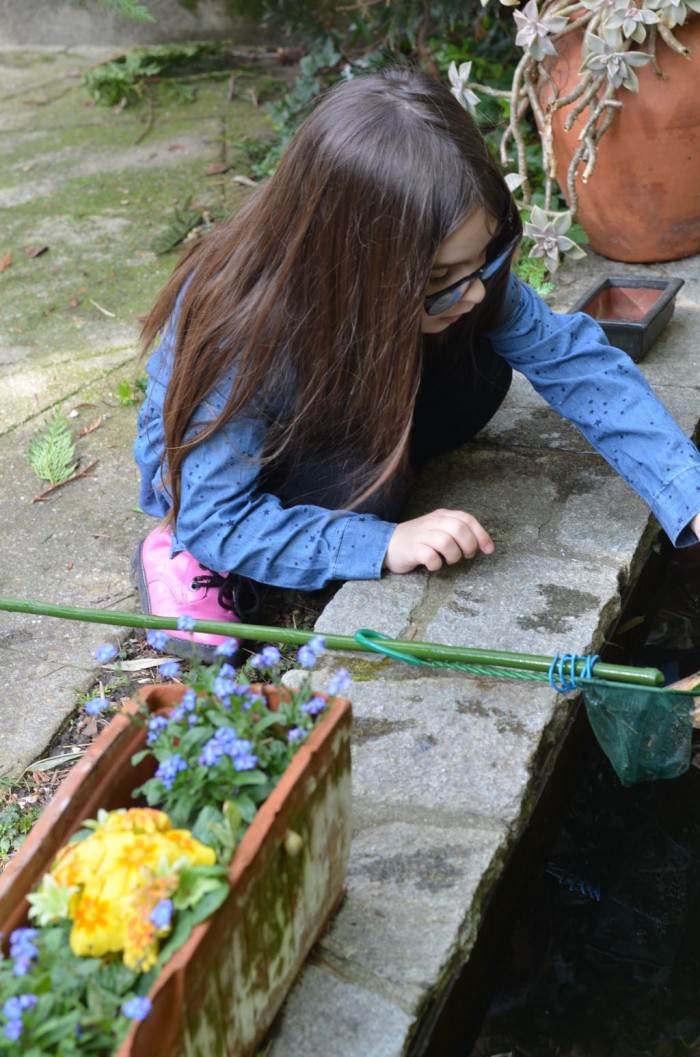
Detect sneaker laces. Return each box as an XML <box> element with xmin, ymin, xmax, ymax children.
<box><xmin>191</xmin><ymin>569</ymin><xmax>264</xmax><ymax>621</ymax></box>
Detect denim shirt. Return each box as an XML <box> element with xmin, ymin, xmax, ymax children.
<box><xmin>134</xmin><ymin>274</ymin><xmax>700</xmax><ymax>588</ymax></box>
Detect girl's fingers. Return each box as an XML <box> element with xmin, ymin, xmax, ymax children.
<box><xmin>383</xmin><ymin>509</ymin><xmax>495</xmax><ymax>573</ymax></box>
<box><xmin>426</xmin><ymin>511</ymin><xmax>494</xmax><ymax>558</ymax></box>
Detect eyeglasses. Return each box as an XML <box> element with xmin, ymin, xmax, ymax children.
<box><xmin>423</xmin><ymin>233</ymin><xmax>522</xmax><ymax>317</ymax></box>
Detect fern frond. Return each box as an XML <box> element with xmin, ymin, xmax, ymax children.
<box><xmin>151</xmin><ymin>205</ymin><xmax>203</xmax><ymax>255</ymax></box>
<box><xmin>93</xmin><ymin>0</ymin><xmax>154</xmax><ymax>22</ymax></box>
<box><xmin>28</xmin><ymin>412</ymin><xmax>78</xmax><ymax>485</ymax></box>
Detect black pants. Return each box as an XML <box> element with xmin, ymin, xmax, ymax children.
<box><xmin>263</xmin><ymin>334</ymin><xmax>512</xmax><ymax>521</ymax></box>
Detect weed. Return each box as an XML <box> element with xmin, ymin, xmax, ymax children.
<box><xmin>231</xmin><ymin>135</ymin><xmax>278</xmax><ymax>178</ymax></box>
<box><xmin>116</xmin><ymin>376</ymin><xmax>148</xmax><ymax>407</ymax></box>
<box><xmin>151</xmin><ymin>202</ymin><xmax>205</xmax><ymax>255</ymax></box>
<box><xmin>513</xmin><ymin>252</ymin><xmax>555</xmax><ymax>299</ymax></box>
<box><xmin>83</xmin><ymin>43</ymin><xmax>205</xmax><ymax>107</ymax></box>
<box><xmin>92</xmin><ymin>0</ymin><xmax>154</xmax><ymax>21</ymax></box>
<box><xmin>27</xmin><ymin>411</ymin><xmax>77</xmax><ymax>485</ymax></box>
<box><xmin>0</xmin><ymin>799</ymin><xmax>41</xmax><ymax>865</ymax></box>
<box><xmin>83</xmin><ymin>51</ymin><xmax>163</xmax><ymax>107</ymax></box>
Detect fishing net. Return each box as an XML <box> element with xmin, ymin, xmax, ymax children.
<box><xmin>354</xmin><ymin>630</ymin><xmax>700</xmax><ymax>787</ymax></box>
<box><xmin>580</xmin><ymin>681</ymin><xmax>696</xmax><ymax>786</ymax></box>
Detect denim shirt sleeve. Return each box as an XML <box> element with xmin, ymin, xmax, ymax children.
<box><xmin>134</xmin><ymin>316</ymin><xmax>395</xmax><ymax>590</ymax></box>
<box><xmin>487</xmin><ymin>274</ymin><xmax>700</xmax><ymax>546</ymax></box>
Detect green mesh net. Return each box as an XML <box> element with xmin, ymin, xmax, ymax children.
<box><xmin>581</xmin><ymin>681</ymin><xmax>697</xmax><ymax>786</ymax></box>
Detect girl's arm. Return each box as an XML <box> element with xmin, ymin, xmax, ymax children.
<box><xmin>136</xmin><ymin>364</ymin><xmax>396</xmax><ymax>591</ymax></box>
<box><xmin>488</xmin><ymin>274</ymin><xmax>700</xmax><ymax>547</ymax></box>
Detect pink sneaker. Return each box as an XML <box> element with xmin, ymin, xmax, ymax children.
<box><xmin>131</xmin><ymin>526</ymin><xmax>241</xmax><ymax>659</ymax></box>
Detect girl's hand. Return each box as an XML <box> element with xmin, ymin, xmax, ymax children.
<box><xmin>383</xmin><ymin>508</ymin><xmax>494</xmax><ymax>574</ymax></box>
<box><xmin>691</xmin><ymin>512</ymin><xmax>700</xmax><ymax>541</ymax></box>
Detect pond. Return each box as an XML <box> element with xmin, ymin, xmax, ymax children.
<box><xmin>467</xmin><ymin>541</ymin><xmax>700</xmax><ymax>1057</ymax></box>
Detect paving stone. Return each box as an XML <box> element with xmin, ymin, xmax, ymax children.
<box><xmin>267</xmin><ymin>964</ymin><xmax>412</xmax><ymax>1057</ymax></box>
<box><xmin>347</xmin><ymin>676</ymin><xmax>565</xmax><ymax>826</ymax></box>
<box><xmin>316</xmin><ymin>820</ymin><xmax>508</xmax><ymax>1011</ymax></box>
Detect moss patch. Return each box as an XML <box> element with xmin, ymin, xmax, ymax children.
<box><xmin>0</xmin><ymin>49</ymin><xmax>275</xmax><ymax>364</ymax></box>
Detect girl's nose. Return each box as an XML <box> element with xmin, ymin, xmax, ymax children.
<box><xmin>456</xmin><ymin>278</ymin><xmax>486</xmax><ymax>307</ymax></box>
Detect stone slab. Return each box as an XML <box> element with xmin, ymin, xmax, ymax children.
<box><xmin>315</xmin><ymin>820</ymin><xmax>508</xmax><ymax>1012</ymax></box>
<box><xmin>346</xmin><ymin>676</ymin><xmax>564</xmax><ymax>827</ymax></box>
<box><xmin>0</xmin><ymin>390</ymin><xmax>150</xmax><ymax>774</ymax></box>
<box><xmin>267</xmin><ymin>963</ymin><xmax>413</xmax><ymax>1057</ymax></box>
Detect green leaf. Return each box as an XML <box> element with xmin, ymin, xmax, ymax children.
<box><xmin>27</xmin><ymin>874</ymin><xmax>76</xmax><ymax>926</ymax></box>
<box><xmin>172</xmin><ymin>862</ymin><xmax>229</xmax><ymax>910</ymax></box>
<box><xmin>156</xmin><ymin>880</ymin><xmax>230</xmax><ymax>967</ymax></box>
<box><xmin>94</xmin><ymin>0</ymin><xmax>154</xmax><ymax>21</ymax></box>
<box><xmin>252</xmin><ymin>711</ymin><xmax>283</xmax><ymax>734</ymax></box>
<box><xmin>27</xmin><ymin>410</ymin><xmax>78</xmax><ymax>485</ymax></box>
<box><xmin>230</xmin><ymin>768</ymin><xmax>269</xmax><ymax>787</ymax></box>
<box><xmin>151</xmin><ymin>204</ymin><xmax>203</xmax><ymax>255</ymax></box>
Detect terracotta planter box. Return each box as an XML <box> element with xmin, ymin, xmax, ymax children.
<box><xmin>571</xmin><ymin>276</ymin><xmax>684</xmax><ymax>363</ymax></box>
<box><xmin>0</xmin><ymin>684</ymin><xmax>352</xmax><ymax>1057</ymax></box>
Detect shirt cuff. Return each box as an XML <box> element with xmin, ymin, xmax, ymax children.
<box><xmin>331</xmin><ymin>515</ymin><xmax>396</xmax><ymax>581</ymax></box>
<box><xmin>652</xmin><ymin>465</ymin><xmax>700</xmax><ymax>546</ymax></box>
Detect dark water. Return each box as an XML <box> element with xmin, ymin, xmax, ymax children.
<box><xmin>469</xmin><ymin>544</ymin><xmax>700</xmax><ymax>1057</ymax></box>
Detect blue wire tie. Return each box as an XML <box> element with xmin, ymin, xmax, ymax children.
<box><xmin>547</xmin><ymin>652</ymin><xmax>599</xmax><ymax>693</ymax></box>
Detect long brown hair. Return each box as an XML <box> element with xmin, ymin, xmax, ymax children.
<box><xmin>140</xmin><ymin>67</ymin><xmax>519</xmax><ymax>522</ymax></box>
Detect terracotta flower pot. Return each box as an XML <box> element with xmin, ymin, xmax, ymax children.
<box><xmin>0</xmin><ymin>684</ymin><xmax>352</xmax><ymax>1057</ymax></box>
<box><xmin>542</xmin><ymin>16</ymin><xmax>700</xmax><ymax>263</ymax></box>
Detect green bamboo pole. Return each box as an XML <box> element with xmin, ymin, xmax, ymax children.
<box><xmin>0</xmin><ymin>595</ymin><xmax>665</xmax><ymax>687</ymax></box>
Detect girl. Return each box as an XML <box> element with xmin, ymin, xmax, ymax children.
<box><xmin>133</xmin><ymin>67</ymin><xmax>700</xmax><ymax>656</ymax></box>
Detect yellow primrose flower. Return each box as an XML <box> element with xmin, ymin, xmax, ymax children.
<box><xmin>97</xmin><ymin>807</ymin><xmax>171</xmax><ymax>835</ymax></box>
<box><xmin>43</xmin><ymin>808</ymin><xmax>215</xmax><ymax>965</ymax></box>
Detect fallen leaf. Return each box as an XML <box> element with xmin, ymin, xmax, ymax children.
<box><xmin>24</xmin><ymin>245</ymin><xmax>49</xmax><ymax>259</ymax></box>
<box><xmin>89</xmin><ymin>298</ymin><xmax>115</xmax><ymax>318</ymax></box>
<box><xmin>0</xmin><ymin>251</ymin><xmax>12</xmax><ymax>272</ymax></box>
<box><xmin>31</xmin><ymin>458</ymin><xmax>99</xmax><ymax>503</ymax></box>
<box><xmin>82</xmin><ymin>717</ymin><xmax>99</xmax><ymax>739</ymax></box>
<box><xmin>205</xmin><ymin>162</ymin><xmax>231</xmax><ymax>176</ymax></box>
<box><xmin>103</xmin><ymin>656</ymin><xmax>180</xmax><ymax>672</ymax></box>
<box><xmin>276</xmin><ymin>46</ymin><xmax>305</xmax><ymax>64</ymax></box>
<box><xmin>68</xmin><ymin>297</ymin><xmax>80</xmax><ymax>309</ymax></box>
<box><xmin>29</xmin><ymin>750</ymin><xmax>85</xmax><ymax>772</ymax></box>
<box><xmin>28</xmin><ymin>770</ymin><xmax>51</xmax><ymax>784</ymax></box>
<box><xmin>77</xmin><ymin>415</ymin><xmax>104</xmax><ymax>436</ymax></box>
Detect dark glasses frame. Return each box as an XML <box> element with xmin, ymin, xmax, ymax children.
<box><xmin>424</xmin><ymin>232</ymin><xmax>522</xmax><ymax>317</ymax></box>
